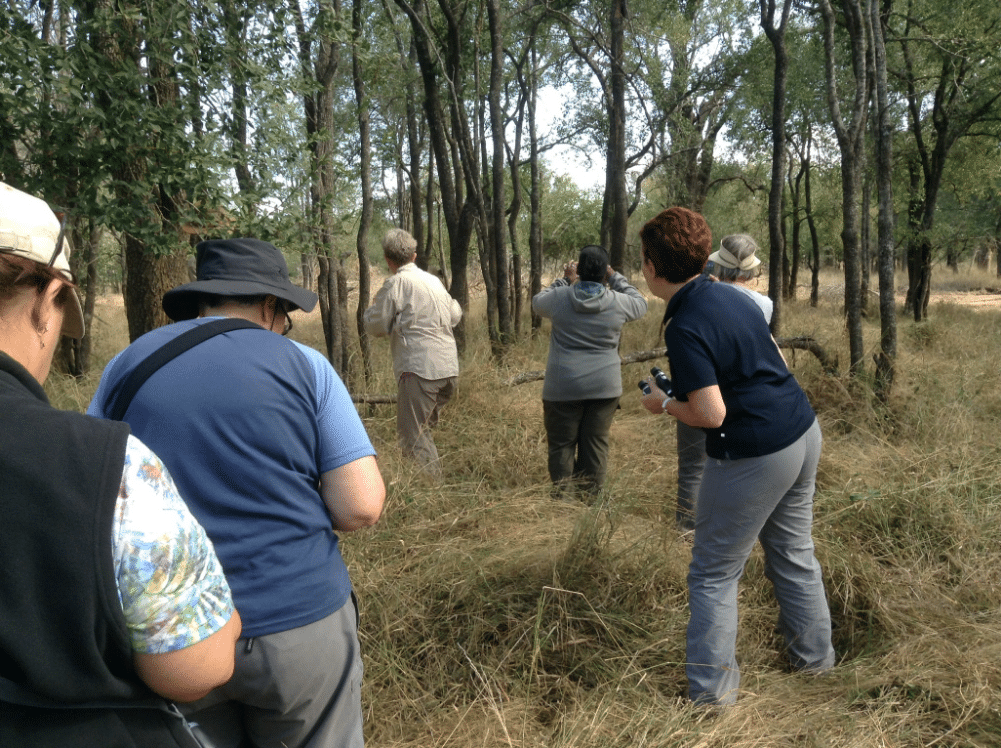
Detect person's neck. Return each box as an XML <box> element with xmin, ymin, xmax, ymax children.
<box><xmin>387</xmin><ymin>254</ymin><xmax>417</xmax><ymax>274</ymax></box>
<box><xmin>201</xmin><ymin>302</ymin><xmax>266</xmax><ymax>327</ymax></box>
<box><xmin>655</xmin><ymin>274</ymin><xmax>699</xmax><ymax>304</ymax></box>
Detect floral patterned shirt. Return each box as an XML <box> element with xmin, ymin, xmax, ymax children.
<box><xmin>112</xmin><ymin>435</ymin><xmax>235</xmax><ymax>654</ymax></box>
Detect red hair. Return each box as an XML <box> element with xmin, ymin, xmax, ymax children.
<box><xmin>640</xmin><ymin>207</ymin><xmax>712</xmax><ymax>283</ymax></box>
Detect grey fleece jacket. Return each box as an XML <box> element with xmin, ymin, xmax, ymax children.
<box><xmin>532</xmin><ymin>272</ymin><xmax>648</xmax><ymax>401</ymax></box>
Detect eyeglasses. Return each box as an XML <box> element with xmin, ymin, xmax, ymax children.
<box><xmin>279</xmin><ymin>300</ymin><xmax>294</xmax><ymax>337</ymax></box>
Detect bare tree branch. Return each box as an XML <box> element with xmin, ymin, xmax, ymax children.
<box><xmin>504</xmin><ymin>337</ymin><xmax>837</xmax><ymax>386</ymax></box>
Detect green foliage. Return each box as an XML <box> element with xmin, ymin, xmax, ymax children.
<box><xmin>539</xmin><ymin>175</ymin><xmax>604</xmax><ymax>260</ymax></box>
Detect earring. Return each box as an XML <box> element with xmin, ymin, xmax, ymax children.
<box><xmin>38</xmin><ymin>323</ymin><xmax>49</xmax><ymax>349</ymax></box>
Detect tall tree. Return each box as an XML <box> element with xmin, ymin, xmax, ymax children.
<box><xmin>819</xmin><ymin>0</ymin><xmax>871</xmax><ymax>374</ymax></box>
<box><xmin>83</xmin><ymin>0</ymin><xmax>193</xmax><ymax>342</ymax></box>
<box><xmin>353</xmin><ymin>0</ymin><xmax>374</xmax><ymax>385</ymax></box>
<box><xmin>891</xmin><ymin>0</ymin><xmax>1001</xmax><ymax>321</ymax></box>
<box><xmin>391</xmin><ymin>0</ymin><xmax>479</xmax><ymax>351</ymax></box>
<box><xmin>291</xmin><ymin>0</ymin><xmax>349</xmax><ymax>373</ymax></box>
<box><xmin>486</xmin><ymin>0</ymin><xmax>512</xmax><ymax>349</ymax></box>
<box><xmin>759</xmin><ymin>0</ymin><xmax>793</xmax><ymax>334</ymax></box>
<box><xmin>601</xmin><ymin>0</ymin><xmax>629</xmax><ymax>269</ymax></box>
<box><xmin>871</xmin><ymin>0</ymin><xmax>896</xmax><ymax>398</ymax></box>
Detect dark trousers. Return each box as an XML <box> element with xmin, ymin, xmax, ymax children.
<box><xmin>543</xmin><ymin>397</ymin><xmax>619</xmax><ymax>493</ymax></box>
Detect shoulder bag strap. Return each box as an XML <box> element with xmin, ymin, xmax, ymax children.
<box><xmin>106</xmin><ymin>317</ymin><xmax>263</xmax><ymax>422</ymax></box>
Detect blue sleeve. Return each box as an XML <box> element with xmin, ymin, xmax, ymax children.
<box><xmin>87</xmin><ymin>350</ymin><xmax>127</xmax><ymax>418</ymax></box>
<box><xmin>665</xmin><ymin>324</ymin><xmax>719</xmax><ymax>402</ymax></box>
<box><xmin>292</xmin><ymin>341</ymin><xmax>376</xmax><ymax>473</ymax></box>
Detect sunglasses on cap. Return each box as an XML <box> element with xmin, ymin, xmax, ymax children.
<box><xmin>47</xmin><ymin>212</ymin><xmax>67</xmax><ymax>270</ymax></box>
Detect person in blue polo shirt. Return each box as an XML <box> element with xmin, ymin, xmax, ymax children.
<box><xmin>89</xmin><ymin>238</ymin><xmax>385</xmax><ymax>748</ymax></box>
<box><xmin>638</xmin><ymin>207</ymin><xmax>835</xmax><ymax>707</ymax></box>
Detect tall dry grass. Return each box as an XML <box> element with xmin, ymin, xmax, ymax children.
<box><xmin>48</xmin><ymin>267</ymin><xmax>1001</xmax><ymax>747</ymax></box>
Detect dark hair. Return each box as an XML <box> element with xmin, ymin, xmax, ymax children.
<box><xmin>577</xmin><ymin>244</ymin><xmax>609</xmax><ymax>283</ymax></box>
<box><xmin>0</xmin><ymin>252</ymin><xmax>73</xmax><ymax>330</ymax></box>
<box><xmin>197</xmin><ymin>293</ymin><xmax>269</xmax><ymax>315</ymax></box>
<box><xmin>640</xmin><ymin>207</ymin><xmax>712</xmax><ymax>283</ymax></box>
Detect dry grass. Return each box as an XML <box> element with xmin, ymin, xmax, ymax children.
<box><xmin>48</xmin><ymin>266</ymin><xmax>1001</xmax><ymax>747</ymax></box>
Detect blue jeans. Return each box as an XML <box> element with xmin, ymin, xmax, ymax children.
<box><xmin>686</xmin><ymin>419</ymin><xmax>834</xmax><ymax>705</ymax></box>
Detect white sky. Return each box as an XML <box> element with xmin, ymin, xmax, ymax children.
<box><xmin>533</xmin><ymin>83</ymin><xmax>605</xmax><ymax>191</ymax></box>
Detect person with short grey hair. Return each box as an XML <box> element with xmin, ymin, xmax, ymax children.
<box><xmin>382</xmin><ymin>227</ymin><xmax>418</xmax><ymax>266</ymax></box>
<box><xmin>364</xmin><ymin>228</ymin><xmax>462</xmax><ymax>477</ymax></box>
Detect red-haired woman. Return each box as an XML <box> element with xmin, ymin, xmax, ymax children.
<box><xmin>638</xmin><ymin>206</ymin><xmax>834</xmax><ymax>706</ymax></box>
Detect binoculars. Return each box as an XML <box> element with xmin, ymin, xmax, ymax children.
<box><xmin>638</xmin><ymin>367</ymin><xmax>672</xmax><ymax>396</ymax></box>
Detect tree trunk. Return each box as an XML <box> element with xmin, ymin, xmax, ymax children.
<box><xmin>872</xmin><ymin>0</ymin><xmax>896</xmax><ymax>400</ymax></box>
<box><xmin>820</xmin><ymin>0</ymin><xmax>870</xmax><ymax>374</ymax></box>
<box><xmin>405</xmin><ymin>39</ymin><xmax>426</xmax><ymax>264</ymax></box>
<box><xmin>353</xmin><ymin>0</ymin><xmax>374</xmax><ymax>386</ymax></box>
<box><xmin>602</xmin><ymin>0</ymin><xmax>629</xmax><ymax>270</ymax></box>
<box><xmin>487</xmin><ymin>0</ymin><xmax>511</xmax><ymax>352</ymax></box>
<box><xmin>292</xmin><ymin>0</ymin><xmax>346</xmax><ymax>373</ymax></box>
<box><xmin>759</xmin><ymin>0</ymin><xmax>793</xmax><ymax>335</ymax></box>
<box><xmin>860</xmin><ymin>175</ymin><xmax>871</xmax><ymax>315</ymax></box>
<box><xmin>528</xmin><ymin>42</ymin><xmax>543</xmax><ymax>335</ymax></box>
<box><xmin>222</xmin><ymin>0</ymin><xmax>256</xmax><ymax>201</ymax></box>
<box><xmin>786</xmin><ymin>150</ymin><xmax>803</xmax><ymax>300</ymax></box>
<box><xmin>804</xmin><ymin>132</ymin><xmax>821</xmax><ymax>307</ymax></box>
<box><xmin>394</xmin><ymin>0</ymin><xmax>477</xmax><ymax>353</ymax></box>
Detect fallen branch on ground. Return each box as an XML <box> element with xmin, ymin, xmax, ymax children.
<box><xmin>505</xmin><ymin>337</ymin><xmax>837</xmax><ymax>385</ymax></box>
<box><xmin>775</xmin><ymin>336</ymin><xmax>839</xmax><ymax>375</ymax></box>
<box><xmin>351</xmin><ymin>394</ymin><xmax>397</xmax><ymax>404</ymax></box>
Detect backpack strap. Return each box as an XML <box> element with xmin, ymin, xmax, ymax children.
<box><xmin>106</xmin><ymin>318</ymin><xmax>263</xmax><ymax>422</ymax></box>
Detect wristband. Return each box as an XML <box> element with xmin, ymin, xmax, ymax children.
<box><xmin>661</xmin><ymin>396</ymin><xmax>673</xmax><ymax>413</ymax></box>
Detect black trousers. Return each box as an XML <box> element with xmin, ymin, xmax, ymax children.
<box><xmin>543</xmin><ymin>397</ymin><xmax>619</xmax><ymax>492</ymax></box>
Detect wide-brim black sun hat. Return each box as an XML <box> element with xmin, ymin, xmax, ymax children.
<box><xmin>162</xmin><ymin>238</ymin><xmax>319</xmax><ymax>321</ymax></box>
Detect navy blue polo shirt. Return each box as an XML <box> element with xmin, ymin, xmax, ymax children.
<box><xmin>664</xmin><ymin>275</ymin><xmax>815</xmax><ymax>459</ymax></box>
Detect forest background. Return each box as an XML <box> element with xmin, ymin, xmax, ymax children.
<box><xmin>3</xmin><ymin>0</ymin><xmax>1001</xmax><ymax>393</ymax></box>
<box><xmin>5</xmin><ymin>0</ymin><xmax>1001</xmax><ymax>744</ymax></box>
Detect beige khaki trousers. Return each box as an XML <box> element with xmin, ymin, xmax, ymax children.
<box><xmin>397</xmin><ymin>373</ymin><xmax>456</xmax><ymax>477</ymax></box>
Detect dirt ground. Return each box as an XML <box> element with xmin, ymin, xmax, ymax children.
<box><xmin>931</xmin><ymin>289</ymin><xmax>1001</xmax><ymax>308</ymax></box>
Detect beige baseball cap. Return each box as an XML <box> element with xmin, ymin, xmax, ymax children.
<box><xmin>0</xmin><ymin>182</ymin><xmax>85</xmax><ymax>339</ymax></box>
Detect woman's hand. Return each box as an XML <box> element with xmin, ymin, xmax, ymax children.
<box><xmin>640</xmin><ymin>381</ymin><xmax>670</xmax><ymax>414</ymax></box>
<box><xmin>563</xmin><ymin>261</ymin><xmax>578</xmax><ymax>282</ymax></box>
<box><xmin>640</xmin><ymin>382</ymin><xmax>726</xmax><ymax>428</ymax></box>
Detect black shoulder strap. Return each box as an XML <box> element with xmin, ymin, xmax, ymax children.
<box><xmin>106</xmin><ymin>318</ymin><xmax>262</xmax><ymax>422</ymax></box>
